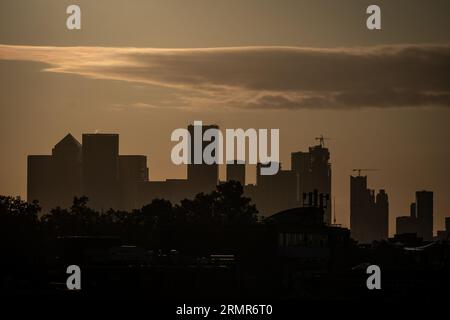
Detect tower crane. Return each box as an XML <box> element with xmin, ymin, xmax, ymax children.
<box><xmin>315</xmin><ymin>134</ymin><xmax>331</xmax><ymax>147</ymax></box>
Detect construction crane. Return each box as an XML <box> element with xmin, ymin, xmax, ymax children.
<box><xmin>315</xmin><ymin>134</ymin><xmax>330</xmax><ymax>147</ymax></box>
<box><xmin>352</xmin><ymin>168</ymin><xmax>379</xmax><ymax>176</ymax></box>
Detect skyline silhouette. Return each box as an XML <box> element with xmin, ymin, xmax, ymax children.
<box><xmin>1</xmin><ymin>1</ymin><xmax>450</xmax><ymax>236</ymax></box>
<box><xmin>1</xmin><ymin>0</ymin><xmax>450</xmax><ymax>304</ymax></box>
<box><xmin>25</xmin><ymin>127</ymin><xmax>448</xmax><ymax>242</ymax></box>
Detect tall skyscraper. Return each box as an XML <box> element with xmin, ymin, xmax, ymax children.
<box><xmin>291</xmin><ymin>143</ymin><xmax>332</xmax><ymax>223</ymax></box>
<box><xmin>51</xmin><ymin>133</ymin><xmax>82</xmax><ymax>208</ymax></box>
<box><xmin>375</xmin><ymin>189</ymin><xmax>389</xmax><ymax>240</ymax></box>
<box><xmin>350</xmin><ymin>175</ymin><xmax>370</xmax><ymax>242</ymax></box>
<box><xmin>187</xmin><ymin>123</ymin><xmax>219</xmax><ymax>195</ymax></box>
<box><xmin>82</xmin><ymin>133</ymin><xmax>119</xmax><ymax>210</ymax></box>
<box><xmin>291</xmin><ymin>151</ymin><xmax>310</xmax><ymax>203</ymax></box>
<box><xmin>118</xmin><ymin>155</ymin><xmax>148</xmax><ymax>211</ymax></box>
<box><xmin>416</xmin><ymin>191</ymin><xmax>433</xmax><ymax>240</ymax></box>
<box><xmin>27</xmin><ymin>133</ymin><xmax>82</xmax><ymax>212</ymax></box>
<box><xmin>308</xmin><ymin>145</ymin><xmax>332</xmax><ymax>223</ymax></box>
<box><xmin>350</xmin><ymin>175</ymin><xmax>389</xmax><ymax>243</ymax></box>
<box><xmin>27</xmin><ymin>155</ymin><xmax>54</xmax><ymax>212</ymax></box>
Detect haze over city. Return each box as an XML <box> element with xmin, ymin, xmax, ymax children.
<box><xmin>1</xmin><ymin>0</ymin><xmax>450</xmax><ymax>236</ymax></box>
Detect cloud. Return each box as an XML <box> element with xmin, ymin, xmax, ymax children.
<box><xmin>1</xmin><ymin>44</ymin><xmax>449</xmax><ymax>109</ymax></box>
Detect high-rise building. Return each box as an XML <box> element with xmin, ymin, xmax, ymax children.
<box><xmin>308</xmin><ymin>145</ymin><xmax>332</xmax><ymax>224</ymax></box>
<box><xmin>375</xmin><ymin>189</ymin><xmax>389</xmax><ymax>240</ymax></box>
<box><xmin>118</xmin><ymin>155</ymin><xmax>148</xmax><ymax>211</ymax></box>
<box><xmin>291</xmin><ymin>143</ymin><xmax>332</xmax><ymax>224</ymax></box>
<box><xmin>291</xmin><ymin>151</ymin><xmax>310</xmax><ymax>203</ymax></box>
<box><xmin>27</xmin><ymin>155</ymin><xmax>54</xmax><ymax>212</ymax></box>
<box><xmin>82</xmin><ymin>133</ymin><xmax>119</xmax><ymax>210</ymax></box>
<box><xmin>187</xmin><ymin>123</ymin><xmax>219</xmax><ymax>195</ymax></box>
<box><xmin>51</xmin><ymin>133</ymin><xmax>82</xmax><ymax>208</ymax></box>
<box><xmin>350</xmin><ymin>175</ymin><xmax>389</xmax><ymax>243</ymax></box>
<box><xmin>27</xmin><ymin>133</ymin><xmax>82</xmax><ymax>212</ymax></box>
<box><xmin>350</xmin><ymin>175</ymin><xmax>370</xmax><ymax>242</ymax></box>
<box><xmin>416</xmin><ymin>191</ymin><xmax>433</xmax><ymax>240</ymax></box>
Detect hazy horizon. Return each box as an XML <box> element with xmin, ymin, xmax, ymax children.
<box><xmin>1</xmin><ymin>0</ymin><xmax>450</xmax><ymax>235</ymax></box>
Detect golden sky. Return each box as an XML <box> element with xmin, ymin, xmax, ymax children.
<box><xmin>1</xmin><ymin>0</ymin><xmax>449</xmax><ymax>235</ymax></box>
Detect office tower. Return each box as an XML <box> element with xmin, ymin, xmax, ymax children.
<box><xmin>375</xmin><ymin>189</ymin><xmax>389</xmax><ymax>240</ymax></box>
<box><xmin>416</xmin><ymin>191</ymin><xmax>433</xmax><ymax>240</ymax></box>
<box><xmin>291</xmin><ymin>151</ymin><xmax>310</xmax><ymax>203</ymax></box>
<box><xmin>226</xmin><ymin>160</ymin><xmax>246</xmax><ymax>186</ymax></box>
<box><xmin>350</xmin><ymin>175</ymin><xmax>389</xmax><ymax>243</ymax></box>
<box><xmin>291</xmin><ymin>143</ymin><xmax>332</xmax><ymax>224</ymax></box>
<box><xmin>308</xmin><ymin>145</ymin><xmax>332</xmax><ymax>224</ymax></box>
<box><xmin>187</xmin><ymin>123</ymin><xmax>219</xmax><ymax>195</ymax></box>
<box><xmin>118</xmin><ymin>155</ymin><xmax>148</xmax><ymax>211</ymax></box>
<box><xmin>27</xmin><ymin>155</ymin><xmax>54</xmax><ymax>212</ymax></box>
<box><xmin>51</xmin><ymin>133</ymin><xmax>82</xmax><ymax>208</ymax></box>
<box><xmin>82</xmin><ymin>133</ymin><xmax>119</xmax><ymax>210</ymax></box>
<box><xmin>350</xmin><ymin>175</ymin><xmax>370</xmax><ymax>243</ymax></box>
<box><xmin>27</xmin><ymin>133</ymin><xmax>82</xmax><ymax>212</ymax></box>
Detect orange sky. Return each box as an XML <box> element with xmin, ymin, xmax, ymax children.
<box><xmin>1</xmin><ymin>0</ymin><xmax>449</xmax><ymax>235</ymax></box>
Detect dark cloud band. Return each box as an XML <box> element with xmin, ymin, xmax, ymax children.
<box><xmin>1</xmin><ymin>44</ymin><xmax>449</xmax><ymax>109</ymax></box>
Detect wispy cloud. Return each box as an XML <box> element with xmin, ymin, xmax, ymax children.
<box><xmin>1</xmin><ymin>44</ymin><xmax>449</xmax><ymax>109</ymax></box>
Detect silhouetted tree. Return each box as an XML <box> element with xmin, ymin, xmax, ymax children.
<box><xmin>0</xmin><ymin>196</ymin><xmax>42</xmax><ymax>264</ymax></box>
<box><xmin>41</xmin><ymin>196</ymin><xmax>100</xmax><ymax>235</ymax></box>
<box><xmin>140</xmin><ymin>198</ymin><xmax>174</xmax><ymax>227</ymax></box>
<box><xmin>215</xmin><ymin>181</ymin><xmax>258</xmax><ymax>225</ymax></box>
<box><xmin>176</xmin><ymin>181</ymin><xmax>258</xmax><ymax>225</ymax></box>
<box><xmin>0</xmin><ymin>181</ymin><xmax>259</xmax><ymax>256</ymax></box>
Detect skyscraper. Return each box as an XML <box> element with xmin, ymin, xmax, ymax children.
<box><xmin>27</xmin><ymin>155</ymin><xmax>54</xmax><ymax>212</ymax></box>
<box><xmin>51</xmin><ymin>133</ymin><xmax>82</xmax><ymax>208</ymax></box>
<box><xmin>350</xmin><ymin>175</ymin><xmax>389</xmax><ymax>243</ymax></box>
<box><xmin>291</xmin><ymin>151</ymin><xmax>310</xmax><ymax>203</ymax></box>
<box><xmin>82</xmin><ymin>133</ymin><xmax>119</xmax><ymax>210</ymax></box>
<box><xmin>350</xmin><ymin>175</ymin><xmax>370</xmax><ymax>242</ymax></box>
<box><xmin>308</xmin><ymin>145</ymin><xmax>332</xmax><ymax>224</ymax></box>
<box><xmin>187</xmin><ymin>123</ymin><xmax>219</xmax><ymax>195</ymax></box>
<box><xmin>375</xmin><ymin>189</ymin><xmax>389</xmax><ymax>240</ymax></box>
<box><xmin>416</xmin><ymin>191</ymin><xmax>433</xmax><ymax>240</ymax></box>
<box><xmin>291</xmin><ymin>143</ymin><xmax>332</xmax><ymax>224</ymax></box>
<box><xmin>27</xmin><ymin>133</ymin><xmax>82</xmax><ymax>212</ymax></box>
<box><xmin>118</xmin><ymin>155</ymin><xmax>148</xmax><ymax>211</ymax></box>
